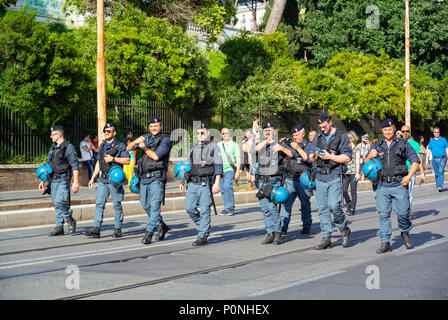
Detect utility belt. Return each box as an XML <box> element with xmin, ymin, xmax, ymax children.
<box><xmin>257</xmin><ymin>174</ymin><xmax>282</xmax><ymax>184</ymax></box>
<box><xmin>142</xmin><ymin>170</ymin><xmax>164</xmax><ymax>179</ymax></box>
<box><xmin>188</xmin><ymin>176</ymin><xmax>212</xmax><ymax>184</ymax></box>
<box><xmin>51</xmin><ymin>172</ymin><xmax>70</xmax><ymax>180</ymax></box>
<box><xmin>284</xmin><ymin>171</ymin><xmax>301</xmax><ymax>179</ymax></box>
<box><xmin>318</xmin><ymin>167</ymin><xmax>334</xmax><ymax>175</ymax></box>
<box><xmin>380</xmin><ymin>175</ymin><xmax>404</xmax><ymax>183</ymax></box>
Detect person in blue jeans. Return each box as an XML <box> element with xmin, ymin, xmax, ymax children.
<box><xmin>126</xmin><ymin>116</ymin><xmax>172</xmax><ymax>245</ymax></box>
<box><xmin>39</xmin><ymin>125</ymin><xmax>80</xmax><ymax>236</ymax></box>
<box><xmin>217</xmin><ymin>127</ymin><xmax>241</xmax><ymax>216</ymax></box>
<box><xmin>307</xmin><ymin>112</ymin><xmax>352</xmax><ymax>250</ymax></box>
<box><xmin>280</xmin><ymin>125</ymin><xmax>313</xmax><ymax>235</ymax></box>
<box><xmin>180</xmin><ymin>122</ymin><xmax>222</xmax><ymax>247</ymax></box>
<box><xmin>85</xmin><ymin>122</ymin><xmax>130</xmax><ymax>238</ymax></box>
<box><xmin>364</xmin><ymin>119</ymin><xmax>420</xmax><ymax>254</ymax></box>
<box><xmin>255</xmin><ymin>121</ymin><xmax>296</xmax><ymax>245</ymax></box>
<box><xmin>426</xmin><ymin>127</ymin><xmax>448</xmax><ymax>192</ymax></box>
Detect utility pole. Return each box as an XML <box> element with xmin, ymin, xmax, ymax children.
<box><xmin>97</xmin><ymin>0</ymin><xmax>107</xmax><ymax>144</ymax></box>
<box><xmin>404</xmin><ymin>0</ymin><xmax>411</xmax><ymax>129</ymax></box>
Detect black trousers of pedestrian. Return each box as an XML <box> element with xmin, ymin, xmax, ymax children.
<box><xmin>342</xmin><ymin>174</ymin><xmax>358</xmax><ymax>210</ymax></box>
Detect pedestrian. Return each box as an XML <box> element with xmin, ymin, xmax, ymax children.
<box><xmin>85</xmin><ymin>122</ymin><xmax>130</xmax><ymax>238</ymax></box>
<box><xmin>123</xmin><ymin>137</ymin><xmax>136</xmax><ymax>190</ymax></box>
<box><xmin>80</xmin><ymin>134</ymin><xmax>95</xmax><ymax>181</ymax></box>
<box><xmin>359</xmin><ymin>134</ymin><xmax>371</xmax><ymax>180</ymax></box>
<box><xmin>91</xmin><ymin>134</ymin><xmax>99</xmax><ymax>164</ymax></box>
<box><xmin>180</xmin><ymin>122</ymin><xmax>222</xmax><ymax>247</ymax></box>
<box><xmin>364</xmin><ymin>119</ymin><xmax>420</xmax><ymax>253</ymax></box>
<box><xmin>255</xmin><ymin>121</ymin><xmax>296</xmax><ymax>245</ymax></box>
<box><xmin>401</xmin><ymin>125</ymin><xmax>426</xmax><ymax>218</ymax></box>
<box><xmin>127</xmin><ymin>117</ymin><xmax>172</xmax><ymax>244</ymax></box>
<box><xmin>241</xmin><ymin>132</ymin><xmax>253</xmax><ymax>189</ymax></box>
<box><xmin>418</xmin><ymin>136</ymin><xmax>426</xmax><ymax>169</ymax></box>
<box><xmin>280</xmin><ymin>125</ymin><xmax>313</xmax><ymax>235</ymax></box>
<box><xmin>425</xmin><ymin>127</ymin><xmax>448</xmax><ymax>192</ymax></box>
<box><xmin>307</xmin><ymin>112</ymin><xmax>352</xmax><ymax>250</ymax></box>
<box><xmin>121</xmin><ymin>130</ymin><xmax>133</xmax><ymax>144</ymax></box>
<box><xmin>217</xmin><ymin>127</ymin><xmax>241</xmax><ymax>216</ymax></box>
<box><xmin>252</xmin><ymin>115</ymin><xmax>260</xmax><ymax>141</ymax></box>
<box><xmin>38</xmin><ymin>125</ymin><xmax>80</xmax><ymax>236</ymax></box>
<box><xmin>342</xmin><ymin>131</ymin><xmax>361</xmax><ymax>216</ymax></box>
<box><xmin>308</xmin><ymin>130</ymin><xmax>317</xmax><ymax>144</ymax></box>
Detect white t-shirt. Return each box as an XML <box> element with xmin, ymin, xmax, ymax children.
<box><xmin>80</xmin><ymin>141</ymin><xmax>92</xmax><ymax>161</ymax></box>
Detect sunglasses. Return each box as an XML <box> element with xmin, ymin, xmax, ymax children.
<box><xmin>402</xmin><ymin>130</ymin><xmax>410</xmax><ymax>133</ymax></box>
<box><xmin>221</xmin><ymin>132</ymin><xmax>229</xmax><ymax>135</ymax></box>
<box><xmin>103</xmin><ymin>129</ymin><xmax>114</xmax><ymax>133</ymax></box>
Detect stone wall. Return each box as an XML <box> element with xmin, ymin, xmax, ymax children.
<box><xmin>0</xmin><ymin>159</ymin><xmax>181</xmax><ymax>192</ymax></box>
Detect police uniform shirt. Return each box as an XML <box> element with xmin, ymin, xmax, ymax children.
<box><xmin>257</xmin><ymin>142</ymin><xmax>298</xmax><ymax>172</ymax></box>
<box><xmin>140</xmin><ymin>133</ymin><xmax>172</xmax><ymax>185</ymax></box>
<box><xmin>369</xmin><ymin>136</ymin><xmax>420</xmax><ymax>188</ymax></box>
<box><xmin>47</xmin><ymin>141</ymin><xmax>79</xmax><ymax>182</ymax></box>
<box><xmin>98</xmin><ymin>139</ymin><xmax>130</xmax><ymax>184</ymax></box>
<box><xmin>189</xmin><ymin>141</ymin><xmax>223</xmax><ymax>177</ymax></box>
<box><xmin>307</xmin><ymin>129</ymin><xmax>352</xmax><ymax>182</ymax></box>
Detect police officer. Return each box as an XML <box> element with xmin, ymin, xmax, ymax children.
<box><xmin>85</xmin><ymin>122</ymin><xmax>130</xmax><ymax>238</ymax></box>
<box><xmin>255</xmin><ymin>122</ymin><xmax>296</xmax><ymax>245</ymax></box>
<box><xmin>308</xmin><ymin>112</ymin><xmax>352</xmax><ymax>250</ymax></box>
<box><xmin>280</xmin><ymin>125</ymin><xmax>313</xmax><ymax>235</ymax></box>
<box><xmin>39</xmin><ymin>125</ymin><xmax>80</xmax><ymax>236</ymax></box>
<box><xmin>364</xmin><ymin>119</ymin><xmax>420</xmax><ymax>253</ymax></box>
<box><xmin>180</xmin><ymin>122</ymin><xmax>222</xmax><ymax>247</ymax></box>
<box><xmin>127</xmin><ymin>117</ymin><xmax>172</xmax><ymax>245</ymax></box>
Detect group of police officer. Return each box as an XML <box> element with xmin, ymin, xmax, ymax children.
<box><xmin>39</xmin><ymin>111</ymin><xmax>421</xmax><ymax>253</ymax></box>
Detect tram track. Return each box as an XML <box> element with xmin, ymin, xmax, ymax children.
<box><xmin>55</xmin><ymin>214</ymin><xmax>448</xmax><ymax>300</ymax></box>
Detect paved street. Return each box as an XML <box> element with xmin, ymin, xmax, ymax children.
<box><xmin>0</xmin><ymin>183</ymin><xmax>447</xmax><ymax>301</ymax></box>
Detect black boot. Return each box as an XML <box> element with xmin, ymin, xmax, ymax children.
<box><xmin>341</xmin><ymin>227</ymin><xmax>351</xmax><ymax>248</ymax></box>
<box><xmin>48</xmin><ymin>226</ymin><xmax>64</xmax><ymax>237</ymax></box>
<box><xmin>68</xmin><ymin>219</ymin><xmax>77</xmax><ymax>235</ymax></box>
<box><xmin>85</xmin><ymin>227</ymin><xmax>100</xmax><ymax>238</ymax></box>
<box><xmin>113</xmin><ymin>228</ymin><xmax>122</xmax><ymax>238</ymax></box>
<box><xmin>272</xmin><ymin>232</ymin><xmax>282</xmax><ymax>245</ymax></box>
<box><xmin>301</xmin><ymin>227</ymin><xmax>311</xmax><ymax>234</ymax></box>
<box><xmin>376</xmin><ymin>242</ymin><xmax>392</xmax><ymax>254</ymax></box>
<box><xmin>401</xmin><ymin>232</ymin><xmax>413</xmax><ymax>249</ymax></box>
<box><xmin>192</xmin><ymin>236</ymin><xmax>208</xmax><ymax>247</ymax></box>
<box><xmin>314</xmin><ymin>237</ymin><xmax>331</xmax><ymax>250</ymax></box>
<box><xmin>142</xmin><ymin>232</ymin><xmax>153</xmax><ymax>245</ymax></box>
<box><xmin>156</xmin><ymin>223</ymin><xmax>170</xmax><ymax>241</ymax></box>
<box><xmin>281</xmin><ymin>227</ymin><xmax>287</xmax><ymax>236</ymax></box>
<box><xmin>262</xmin><ymin>233</ymin><xmax>274</xmax><ymax>245</ymax></box>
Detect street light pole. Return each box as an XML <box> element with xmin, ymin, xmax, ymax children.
<box><xmin>97</xmin><ymin>0</ymin><xmax>107</xmax><ymax>144</ymax></box>
<box><xmin>404</xmin><ymin>0</ymin><xmax>411</xmax><ymax>129</ymax></box>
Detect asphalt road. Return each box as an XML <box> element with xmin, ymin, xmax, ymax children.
<box><xmin>0</xmin><ymin>183</ymin><xmax>447</xmax><ymax>301</ymax></box>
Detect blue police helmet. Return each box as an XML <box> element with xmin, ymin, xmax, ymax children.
<box><xmin>270</xmin><ymin>185</ymin><xmax>289</xmax><ymax>204</ymax></box>
<box><xmin>299</xmin><ymin>171</ymin><xmax>316</xmax><ymax>190</ymax></box>
<box><xmin>129</xmin><ymin>174</ymin><xmax>140</xmax><ymax>193</ymax></box>
<box><xmin>174</xmin><ymin>160</ymin><xmax>191</xmax><ymax>180</ymax></box>
<box><xmin>36</xmin><ymin>163</ymin><xmax>53</xmax><ymax>182</ymax></box>
<box><xmin>109</xmin><ymin>165</ymin><xmax>126</xmax><ymax>186</ymax></box>
<box><xmin>363</xmin><ymin>158</ymin><xmax>382</xmax><ymax>181</ymax></box>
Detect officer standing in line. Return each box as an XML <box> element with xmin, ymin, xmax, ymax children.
<box><xmin>39</xmin><ymin>125</ymin><xmax>80</xmax><ymax>236</ymax></box>
<box><xmin>308</xmin><ymin>112</ymin><xmax>352</xmax><ymax>250</ymax></box>
<box><xmin>280</xmin><ymin>125</ymin><xmax>313</xmax><ymax>235</ymax></box>
<box><xmin>255</xmin><ymin>122</ymin><xmax>296</xmax><ymax>245</ymax></box>
<box><xmin>85</xmin><ymin>122</ymin><xmax>130</xmax><ymax>238</ymax></box>
<box><xmin>364</xmin><ymin>119</ymin><xmax>420</xmax><ymax>253</ymax></box>
<box><xmin>126</xmin><ymin>117</ymin><xmax>172</xmax><ymax>245</ymax></box>
<box><xmin>180</xmin><ymin>122</ymin><xmax>222</xmax><ymax>247</ymax></box>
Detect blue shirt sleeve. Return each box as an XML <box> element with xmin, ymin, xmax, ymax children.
<box><xmin>280</xmin><ymin>142</ymin><xmax>298</xmax><ymax>159</ymax></box>
<box><xmin>154</xmin><ymin>136</ymin><xmax>172</xmax><ymax>159</ymax></box>
<box><xmin>117</xmin><ymin>142</ymin><xmax>130</xmax><ymax>158</ymax></box>
<box><xmin>212</xmin><ymin>143</ymin><xmax>223</xmax><ymax>176</ymax></box>
<box><xmin>66</xmin><ymin>144</ymin><xmax>79</xmax><ymax>171</ymax></box>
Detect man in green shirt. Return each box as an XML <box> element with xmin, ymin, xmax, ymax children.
<box><xmin>401</xmin><ymin>125</ymin><xmax>426</xmax><ymax>217</ymax></box>
<box><xmin>217</xmin><ymin>128</ymin><xmax>241</xmax><ymax>216</ymax></box>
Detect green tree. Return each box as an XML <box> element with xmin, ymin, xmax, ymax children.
<box><xmin>296</xmin><ymin>0</ymin><xmax>448</xmax><ymax>79</ymax></box>
<box><xmin>0</xmin><ymin>8</ymin><xmax>94</xmax><ymax>132</ymax></box>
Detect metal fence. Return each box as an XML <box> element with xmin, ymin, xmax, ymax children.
<box><xmin>0</xmin><ymin>98</ymin><xmax>215</xmax><ymax>162</ymax></box>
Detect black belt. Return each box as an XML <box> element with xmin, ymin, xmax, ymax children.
<box><xmin>189</xmin><ymin>176</ymin><xmax>211</xmax><ymax>184</ymax></box>
<box><xmin>285</xmin><ymin>172</ymin><xmax>301</xmax><ymax>178</ymax></box>
<box><xmin>318</xmin><ymin>168</ymin><xmax>333</xmax><ymax>175</ymax></box>
<box><xmin>380</xmin><ymin>176</ymin><xmax>403</xmax><ymax>183</ymax></box>
<box><xmin>143</xmin><ymin>170</ymin><xmax>164</xmax><ymax>179</ymax></box>
<box><xmin>258</xmin><ymin>175</ymin><xmax>282</xmax><ymax>183</ymax></box>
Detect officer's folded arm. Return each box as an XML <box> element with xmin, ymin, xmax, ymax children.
<box><xmin>113</xmin><ymin>156</ymin><xmax>130</xmax><ymax>166</ymax></box>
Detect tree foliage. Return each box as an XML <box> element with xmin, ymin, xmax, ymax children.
<box><xmin>0</xmin><ymin>8</ymin><xmax>94</xmax><ymax>132</ymax></box>
<box><xmin>296</xmin><ymin>0</ymin><xmax>448</xmax><ymax>79</ymax></box>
